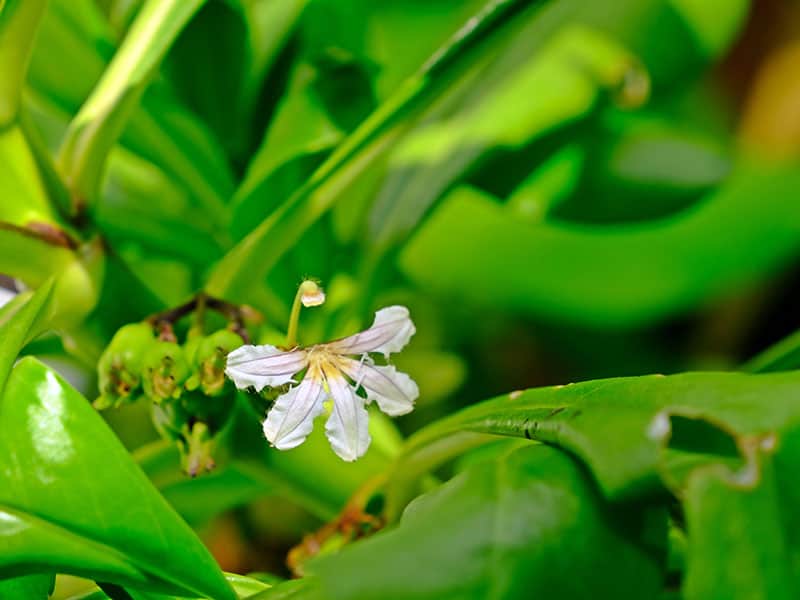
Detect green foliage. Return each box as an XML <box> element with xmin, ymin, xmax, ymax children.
<box><xmin>311</xmin><ymin>445</ymin><xmax>665</xmax><ymax>599</ymax></box>
<box><xmin>2</xmin><ymin>0</ymin><xmax>800</xmax><ymax>597</ymax></box>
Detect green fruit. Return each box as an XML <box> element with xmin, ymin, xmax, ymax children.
<box><xmin>142</xmin><ymin>340</ymin><xmax>190</xmax><ymax>401</ymax></box>
<box><xmin>96</xmin><ymin>322</ymin><xmax>154</xmax><ymax>408</ymax></box>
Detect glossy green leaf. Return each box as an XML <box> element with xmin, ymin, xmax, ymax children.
<box><xmin>311</xmin><ymin>445</ymin><xmax>664</xmax><ymax>599</ymax></box>
<box><xmin>682</xmin><ymin>433</ymin><xmax>798</xmax><ymax>599</ymax></box>
<box><xmin>0</xmin><ymin>573</ymin><xmax>54</xmax><ymax>599</ymax></box>
<box><xmin>0</xmin><ymin>357</ymin><xmax>235</xmax><ymax>600</ymax></box>
<box><xmin>400</xmin><ymin>159</ymin><xmax>800</xmax><ymax>327</ymax></box>
<box><xmin>57</xmin><ymin>0</ymin><xmax>205</xmax><ymax>209</ymax></box>
<box><xmin>388</xmin><ymin>370</ymin><xmax>800</xmax><ymax>517</ymax></box>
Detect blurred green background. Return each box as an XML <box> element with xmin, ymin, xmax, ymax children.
<box><xmin>4</xmin><ymin>0</ymin><xmax>800</xmax><ymax>587</ymax></box>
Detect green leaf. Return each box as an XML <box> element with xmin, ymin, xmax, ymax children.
<box><xmin>204</xmin><ymin>0</ymin><xmax>539</xmax><ymax>301</ymax></box>
<box><xmin>399</xmin><ymin>159</ymin><xmax>800</xmax><ymax>327</ymax></box>
<box><xmin>367</xmin><ymin>24</ymin><xmax>647</xmax><ymax>249</ymax></box>
<box><xmin>388</xmin><ymin>370</ymin><xmax>800</xmax><ymax>517</ymax></box>
<box><xmin>670</xmin><ymin>0</ymin><xmax>749</xmax><ymax>57</ymax></box>
<box><xmin>0</xmin><ymin>573</ymin><xmax>54</xmax><ymax>599</ymax></box>
<box><xmin>63</xmin><ymin>573</ymin><xmax>271</xmax><ymax>600</ymax></box>
<box><xmin>0</xmin><ymin>279</ymin><xmax>54</xmax><ymax>392</ymax></box>
<box><xmin>742</xmin><ymin>327</ymin><xmax>800</xmax><ymax>373</ymax></box>
<box><xmin>0</xmin><ymin>122</ymin><xmax>58</xmax><ymax>224</ymax></box>
<box><xmin>0</xmin><ymin>357</ymin><xmax>235</xmax><ymax>600</ymax></box>
<box><xmin>28</xmin><ymin>0</ymin><xmax>235</xmax><ymax>224</ymax></box>
<box><xmin>682</xmin><ymin>432</ymin><xmax>798</xmax><ymax>599</ymax></box>
<box><xmin>136</xmin><ymin>440</ymin><xmax>273</xmax><ymax>527</ymax></box>
<box><xmin>311</xmin><ymin>445</ymin><xmax>664</xmax><ymax>599</ymax></box>
<box><xmin>57</xmin><ymin>0</ymin><xmax>206</xmax><ymax>210</ymax></box>
<box><xmin>247</xmin><ymin>578</ymin><xmax>318</xmax><ymax>600</ymax></box>
<box><xmin>0</xmin><ymin>0</ymin><xmax>48</xmax><ymax>125</ymax></box>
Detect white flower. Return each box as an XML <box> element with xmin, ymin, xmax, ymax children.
<box><xmin>225</xmin><ymin>306</ymin><xmax>418</xmax><ymax>461</ymax></box>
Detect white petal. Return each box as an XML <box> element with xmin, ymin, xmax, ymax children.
<box><xmin>263</xmin><ymin>370</ymin><xmax>326</xmax><ymax>450</ymax></box>
<box><xmin>225</xmin><ymin>344</ymin><xmax>308</xmax><ymax>391</ymax></box>
<box><xmin>323</xmin><ymin>365</ymin><xmax>371</xmax><ymax>461</ymax></box>
<box><xmin>327</xmin><ymin>306</ymin><xmax>415</xmax><ymax>358</ymax></box>
<box><xmin>340</xmin><ymin>358</ymin><xmax>418</xmax><ymax>416</ymax></box>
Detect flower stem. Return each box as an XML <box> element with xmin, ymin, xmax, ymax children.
<box><xmin>286</xmin><ymin>280</ymin><xmax>324</xmax><ymax>347</ymax></box>
<box><xmin>285</xmin><ymin>286</ymin><xmax>305</xmax><ymax>348</ymax></box>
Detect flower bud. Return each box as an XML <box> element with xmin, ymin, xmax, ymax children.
<box><xmin>187</xmin><ymin>329</ymin><xmax>243</xmax><ymax>397</ymax></box>
<box><xmin>96</xmin><ymin>322</ymin><xmax>155</xmax><ymax>409</ymax></box>
<box><xmin>142</xmin><ymin>340</ymin><xmax>190</xmax><ymax>401</ymax></box>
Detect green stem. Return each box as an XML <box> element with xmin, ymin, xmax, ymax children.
<box><xmin>285</xmin><ymin>285</ymin><xmax>305</xmax><ymax>348</ymax></box>
<box><xmin>384</xmin><ymin>431</ymin><xmax>500</xmax><ymax>523</ymax></box>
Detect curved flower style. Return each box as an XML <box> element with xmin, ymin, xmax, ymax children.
<box><xmin>225</xmin><ymin>306</ymin><xmax>418</xmax><ymax>461</ymax></box>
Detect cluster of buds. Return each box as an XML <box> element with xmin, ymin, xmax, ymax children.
<box><xmin>95</xmin><ymin>295</ymin><xmax>255</xmax><ymax>476</ymax></box>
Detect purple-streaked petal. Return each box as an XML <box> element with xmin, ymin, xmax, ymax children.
<box><xmin>225</xmin><ymin>344</ymin><xmax>308</xmax><ymax>391</ymax></box>
<box><xmin>326</xmin><ymin>306</ymin><xmax>415</xmax><ymax>358</ymax></box>
<box><xmin>340</xmin><ymin>358</ymin><xmax>418</xmax><ymax>416</ymax></box>
<box><xmin>323</xmin><ymin>364</ymin><xmax>371</xmax><ymax>461</ymax></box>
<box><xmin>262</xmin><ymin>369</ymin><xmax>326</xmax><ymax>450</ymax></box>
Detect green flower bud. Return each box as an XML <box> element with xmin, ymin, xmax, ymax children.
<box><xmin>96</xmin><ymin>322</ymin><xmax>155</xmax><ymax>408</ymax></box>
<box><xmin>194</xmin><ymin>329</ymin><xmax>243</xmax><ymax>397</ymax></box>
<box><xmin>142</xmin><ymin>340</ymin><xmax>190</xmax><ymax>401</ymax></box>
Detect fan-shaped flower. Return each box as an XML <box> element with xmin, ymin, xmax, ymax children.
<box><xmin>225</xmin><ymin>306</ymin><xmax>418</xmax><ymax>461</ymax></box>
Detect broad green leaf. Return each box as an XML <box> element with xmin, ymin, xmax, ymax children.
<box><xmin>387</xmin><ymin>370</ymin><xmax>800</xmax><ymax>517</ymax></box>
<box><xmin>0</xmin><ymin>357</ymin><xmax>235</xmax><ymax>600</ymax></box>
<box><xmin>311</xmin><ymin>445</ymin><xmax>664</xmax><ymax>599</ymax></box>
<box><xmin>0</xmin><ymin>573</ymin><xmax>54</xmax><ymax>600</ymax></box>
<box><xmin>57</xmin><ymin>0</ymin><xmax>206</xmax><ymax>210</ymax></box>
<box><xmin>682</xmin><ymin>434</ymin><xmax>798</xmax><ymax>599</ymax></box>
<box><xmin>400</xmin><ymin>159</ymin><xmax>800</xmax><ymax>327</ymax></box>
<box><xmin>0</xmin><ymin>0</ymin><xmax>47</xmax><ymax>125</ymax></box>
